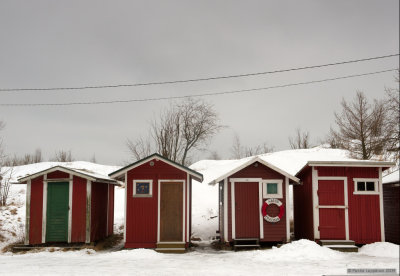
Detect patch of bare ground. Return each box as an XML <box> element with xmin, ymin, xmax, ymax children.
<box><xmin>91</xmin><ymin>233</ymin><xmax>124</xmax><ymax>251</ymax></box>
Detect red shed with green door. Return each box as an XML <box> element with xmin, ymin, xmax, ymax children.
<box><xmin>18</xmin><ymin>166</ymin><xmax>118</xmax><ymax>245</ymax></box>
<box><xmin>109</xmin><ymin>153</ymin><xmax>203</xmax><ymax>253</ymax></box>
<box><xmin>294</xmin><ymin>161</ymin><xmax>394</xmax><ymax>245</ymax></box>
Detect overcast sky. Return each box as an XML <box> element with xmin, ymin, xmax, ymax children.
<box><xmin>0</xmin><ymin>0</ymin><xmax>399</xmax><ymax>165</ymax></box>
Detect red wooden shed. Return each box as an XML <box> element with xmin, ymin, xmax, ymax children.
<box><xmin>18</xmin><ymin>166</ymin><xmax>118</xmax><ymax>245</ymax></box>
<box><xmin>382</xmin><ymin>170</ymin><xmax>399</xmax><ymax>244</ymax></box>
<box><xmin>209</xmin><ymin>157</ymin><xmax>300</xmax><ymax>248</ymax></box>
<box><xmin>109</xmin><ymin>153</ymin><xmax>203</xmax><ymax>253</ymax></box>
<box><xmin>294</xmin><ymin>161</ymin><xmax>394</xmax><ymax>245</ymax></box>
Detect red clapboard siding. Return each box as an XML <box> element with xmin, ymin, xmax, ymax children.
<box><xmin>91</xmin><ymin>182</ymin><xmax>108</xmax><ymax>242</ymax></box>
<box><xmin>293</xmin><ymin>167</ymin><xmax>314</xmax><ymax>240</ymax></box>
<box><xmin>125</xmin><ymin>159</ymin><xmax>186</xmax><ymax>248</ymax></box>
<box><xmin>71</xmin><ymin>176</ymin><xmax>86</xmax><ymax>243</ymax></box>
<box><xmin>108</xmin><ymin>185</ymin><xmax>114</xmax><ymax>235</ymax></box>
<box><xmin>47</xmin><ymin>171</ymin><xmax>69</xmax><ymax>179</ymax></box>
<box><xmin>29</xmin><ymin>176</ymin><xmax>44</xmax><ymax>244</ymax></box>
<box><xmin>317</xmin><ymin>166</ymin><xmax>381</xmax><ymax>244</ymax></box>
<box><xmin>226</xmin><ymin>162</ymin><xmax>287</xmax><ymax>242</ymax></box>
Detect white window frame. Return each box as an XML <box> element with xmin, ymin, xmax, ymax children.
<box><xmin>353</xmin><ymin>178</ymin><xmax>379</xmax><ymax>195</ymax></box>
<box><xmin>262</xmin><ymin>179</ymin><xmax>283</xmax><ymax>198</ymax></box>
<box><xmin>133</xmin><ymin>180</ymin><xmax>153</xmax><ymax>197</ymax></box>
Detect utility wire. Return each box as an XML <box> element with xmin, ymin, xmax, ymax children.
<box><xmin>0</xmin><ymin>68</ymin><xmax>396</xmax><ymax>107</ymax></box>
<box><xmin>0</xmin><ymin>54</ymin><xmax>398</xmax><ymax>92</ymax></box>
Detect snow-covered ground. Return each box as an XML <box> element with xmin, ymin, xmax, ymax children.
<box><xmin>0</xmin><ymin>150</ymin><xmax>399</xmax><ymax>275</ymax></box>
<box><xmin>0</xmin><ymin>240</ymin><xmax>398</xmax><ymax>276</ymax></box>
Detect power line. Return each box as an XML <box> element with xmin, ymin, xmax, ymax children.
<box><xmin>0</xmin><ymin>54</ymin><xmax>398</xmax><ymax>92</ymax></box>
<box><xmin>1</xmin><ymin>68</ymin><xmax>396</xmax><ymax>107</ymax></box>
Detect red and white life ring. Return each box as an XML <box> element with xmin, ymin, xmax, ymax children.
<box><xmin>261</xmin><ymin>198</ymin><xmax>285</xmax><ymax>223</ymax></box>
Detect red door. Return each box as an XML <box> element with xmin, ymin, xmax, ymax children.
<box><xmin>318</xmin><ymin>180</ymin><xmax>346</xmax><ymax>240</ymax></box>
<box><xmin>235</xmin><ymin>182</ymin><xmax>260</xmax><ymax>238</ymax></box>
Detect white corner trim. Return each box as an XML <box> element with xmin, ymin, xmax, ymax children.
<box><xmin>133</xmin><ymin>179</ymin><xmax>153</xmax><ymax>197</ymax></box>
<box><xmin>86</xmin><ymin>180</ymin><xmax>91</xmax><ymax>243</ymax></box>
<box><xmin>42</xmin><ymin>174</ymin><xmax>48</xmax><ymax>243</ymax></box>
<box><xmin>231</xmin><ymin>180</ymin><xmax>235</xmax><ymax>240</ymax></box>
<box><xmin>379</xmin><ymin>168</ymin><xmax>385</xmax><ymax>242</ymax></box>
<box><xmin>258</xmin><ymin>180</ymin><xmax>264</xmax><ymax>239</ymax></box>
<box><xmin>182</xmin><ymin>179</ymin><xmax>186</xmax><ymax>242</ymax></box>
<box><xmin>68</xmin><ymin>175</ymin><xmax>73</xmax><ymax>243</ymax></box>
<box><xmin>123</xmin><ymin>172</ymin><xmax>127</xmax><ymax>243</ymax></box>
<box><xmin>223</xmin><ymin>178</ymin><xmax>228</xmax><ymax>242</ymax></box>
<box><xmin>157</xmin><ymin>180</ymin><xmax>185</xmax><ymax>242</ymax></box>
<box><xmin>186</xmin><ymin>174</ymin><xmax>190</xmax><ymax>243</ymax></box>
<box><xmin>285</xmin><ymin>177</ymin><xmax>290</xmax><ymax>242</ymax></box>
<box><xmin>312</xmin><ymin>167</ymin><xmax>319</xmax><ymax>240</ymax></box>
<box><xmin>262</xmin><ymin>179</ymin><xmax>283</xmax><ymax>198</ymax></box>
<box><xmin>25</xmin><ymin>180</ymin><xmax>31</xmax><ymax>245</ymax></box>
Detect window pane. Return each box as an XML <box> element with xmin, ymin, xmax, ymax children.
<box><xmin>136</xmin><ymin>182</ymin><xmax>150</xmax><ymax>194</ymax></box>
<box><xmin>366</xmin><ymin>182</ymin><xmax>375</xmax><ymax>191</ymax></box>
<box><xmin>357</xmin><ymin>182</ymin><xmax>365</xmax><ymax>191</ymax></box>
<box><xmin>267</xmin><ymin>183</ymin><xmax>278</xmax><ymax>194</ymax></box>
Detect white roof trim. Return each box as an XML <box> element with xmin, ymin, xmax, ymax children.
<box><xmin>307</xmin><ymin>160</ymin><xmax>396</xmax><ymax>167</ymax></box>
<box><xmin>109</xmin><ymin>155</ymin><xmax>203</xmax><ymax>182</ymax></box>
<box><xmin>18</xmin><ymin>166</ymin><xmax>117</xmax><ymax>184</ymax></box>
<box><xmin>210</xmin><ymin>157</ymin><xmax>300</xmax><ymax>184</ymax></box>
<box><xmin>295</xmin><ymin>160</ymin><xmax>395</xmax><ymax>177</ymax></box>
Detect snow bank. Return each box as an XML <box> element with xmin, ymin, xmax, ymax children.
<box><xmin>359</xmin><ymin>242</ymin><xmax>400</xmax><ymax>258</ymax></box>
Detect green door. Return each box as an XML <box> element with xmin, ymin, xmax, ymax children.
<box><xmin>46</xmin><ymin>182</ymin><xmax>69</xmax><ymax>242</ymax></box>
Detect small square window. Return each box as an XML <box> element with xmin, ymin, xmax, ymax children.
<box><xmin>366</xmin><ymin>182</ymin><xmax>375</xmax><ymax>191</ymax></box>
<box><xmin>263</xmin><ymin>179</ymin><xmax>283</xmax><ymax>198</ymax></box>
<box><xmin>267</xmin><ymin>183</ymin><xmax>278</xmax><ymax>194</ymax></box>
<box><xmin>357</xmin><ymin>181</ymin><xmax>366</xmax><ymax>191</ymax></box>
<box><xmin>133</xmin><ymin>180</ymin><xmax>152</xmax><ymax>197</ymax></box>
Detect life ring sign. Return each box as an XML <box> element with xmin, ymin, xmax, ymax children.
<box><xmin>261</xmin><ymin>198</ymin><xmax>285</xmax><ymax>223</ymax></box>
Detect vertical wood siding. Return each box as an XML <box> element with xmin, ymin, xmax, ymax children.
<box><xmin>383</xmin><ymin>183</ymin><xmax>399</xmax><ymax>244</ymax></box>
<box><xmin>47</xmin><ymin>171</ymin><xmax>69</xmax><ymax>179</ymax></box>
<box><xmin>125</xmin><ymin>159</ymin><xmax>187</xmax><ymax>248</ymax></box>
<box><xmin>71</xmin><ymin>176</ymin><xmax>86</xmax><ymax>243</ymax></box>
<box><xmin>293</xmin><ymin>167</ymin><xmax>314</xmax><ymax>240</ymax></box>
<box><xmin>29</xmin><ymin>176</ymin><xmax>44</xmax><ymax>244</ymax></box>
<box><xmin>108</xmin><ymin>185</ymin><xmax>115</xmax><ymax>236</ymax></box>
<box><xmin>226</xmin><ymin>162</ymin><xmax>287</xmax><ymax>242</ymax></box>
<box><xmin>90</xmin><ymin>182</ymin><xmax>108</xmax><ymax>242</ymax></box>
<box><xmin>317</xmin><ymin>166</ymin><xmax>381</xmax><ymax>244</ymax></box>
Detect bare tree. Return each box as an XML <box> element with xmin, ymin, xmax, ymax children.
<box><xmin>230</xmin><ymin>133</ymin><xmax>274</xmax><ymax>158</ymax></box>
<box><xmin>51</xmin><ymin>150</ymin><xmax>74</xmax><ymax>162</ymax></box>
<box><xmin>90</xmin><ymin>154</ymin><xmax>97</xmax><ymax>163</ymax></box>
<box><xmin>383</xmin><ymin>73</ymin><xmax>399</xmax><ymax>159</ymax></box>
<box><xmin>0</xmin><ymin>167</ymin><xmax>14</xmax><ymax>206</ymax></box>
<box><xmin>330</xmin><ymin>91</ymin><xmax>388</xmax><ymax>160</ymax></box>
<box><xmin>208</xmin><ymin>150</ymin><xmax>221</xmax><ymax>160</ymax></box>
<box><xmin>127</xmin><ymin>98</ymin><xmax>223</xmax><ymax>166</ymax></box>
<box><xmin>288</xmin><ymin>128</ymin><xmax>311</xmax><ymax>149</ymax></box>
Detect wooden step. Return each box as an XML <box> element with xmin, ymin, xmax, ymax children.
<box><xmin>319</xmin><ymin>240</ymin><xmax>355</xmax><ymax>246</ymax></box>
<box><xmin>233</xmin><ymin>238</ymin><xmax>260</xmax><ymax>251</ymax></box>
<box><xmin>155</xmin><ymin>247</ymin><xmax>186</xmax><ymax>253</ymax></box>
<box><xmin>156</xmin><ymin>242</ymin><xmax>186</xmax><ymax>249</ymax></box>
<box><xmin>322</xmin><ymin>244</ymin><xmax>359</xmax><ymax>253</ymax></box>
<box><xmin>234</xmin><ymin>244</ymin><xmax>261</xmax><ymax>248</ymax></box>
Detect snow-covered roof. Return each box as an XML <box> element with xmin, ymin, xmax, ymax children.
<box><xmin>383</xmin><ymin>170</ymin><xmax>399</xmax><ymax>184</ymax></box>
<box><xmin>109</xmin><ymin>153</ymin><xmax>203</xmax><ymax>182</ymax></box>
<box><xmin>190</xmin><ymin>146</ymin><xmax>395</xmax><ymax>185</ymax></box>
<box><xmin>1</xmin><ymin>161</ymin><xmax>122</xmax><ymax>185</ymax></box>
